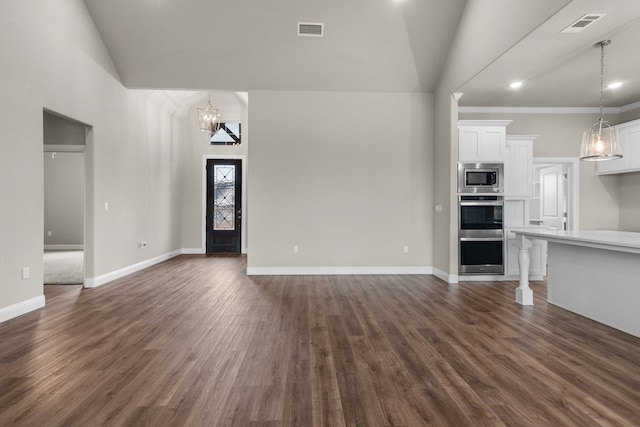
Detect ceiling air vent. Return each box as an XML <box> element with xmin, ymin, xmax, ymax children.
<box><xmin>561</xmin><ymin>13</ymin><xmax>606</xmax><ymax>33</ymax></box>
<box><xmin>298</xmin><ymin>22</ymin><xmax>323</xmax><ymax>37</ymax></box>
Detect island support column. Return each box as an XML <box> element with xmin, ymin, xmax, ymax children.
<box><xmin>515</xmin><ymin>234</ymin><xmax>534</xmax><ymax>305</ymax></box>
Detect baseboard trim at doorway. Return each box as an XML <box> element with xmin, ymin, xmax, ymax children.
<box><xmin>45</xmin><ymin>244</ymin><xmax>84</xmax><ymax>251</ymax></box>
<box><xmin>432</xmin><ymin>268</ymin><xmax>459</xmax><ymax>284</ymax></box>
<box><xmin>84</xmin><ymin>250</ymin><xmax>181</xmax><ymax>288</ymax></box>
<box><xmin>0</xmin><ymin>295</ymin><xmax>46</xmax><ymax>324</ymax></box>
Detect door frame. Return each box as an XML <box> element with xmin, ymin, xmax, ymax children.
<box><xmin>201</xmin><ymin>155</ymin><xmax>247</xmax><ymax>253</ymax></box>
<box><xmin>42</xmin><ymin>109</ymin><xmax>92</xmax><ymax>287</ymax></box>
<box><xmin>533</xmin><ymin>157</ymin><xmax>579</xmax><ymax>230</ymax></box>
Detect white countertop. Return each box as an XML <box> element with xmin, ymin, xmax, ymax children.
<box><xmin>512</xmin><ymin>229</ymin><xmax>640</xmax><ymax>255</ymax></box>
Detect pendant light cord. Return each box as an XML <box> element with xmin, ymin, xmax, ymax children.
<box><xmin>599</xmin><ymin>42</ymin><xmax>605</xmax><ymax>125</ymax></box>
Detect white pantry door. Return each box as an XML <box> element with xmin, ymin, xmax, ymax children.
<box><xmin>540</xmin><ymin>164</ymin><xmax>566</xmax><ymax>230</ymax></box>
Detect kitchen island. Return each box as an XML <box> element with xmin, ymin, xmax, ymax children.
<box><xmin>513</xmin><ymin>229</ymin><xmax>640</xmax><ymax>338</ymax></box>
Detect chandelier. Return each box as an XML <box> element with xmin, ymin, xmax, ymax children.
<box><xmin>579</xmin><ymin>40</ymin><xmax>622</xmax><ymax>161</ymax></box>
<box><xmin>198</xmin><ymin>92</ymin><xmax>221</xmax><ymax>134</ymax></box>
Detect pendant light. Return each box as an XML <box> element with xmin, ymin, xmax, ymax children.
<box><xmin>579</xmin><ymin>40</ymin><xmax>622</xmax><ymax>161</ymax></box>
<box><xmin>197</xmin><ymin>92</ymin><xmax>221</xmax><ymax>134</ymax></box>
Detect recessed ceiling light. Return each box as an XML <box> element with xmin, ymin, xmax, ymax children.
<box><xmin>607</xmin><ymin>81</ymin><xmax>623</xmax><ymax>89</ymax></box>
<box><xmin>509</xmin><ymin>81</ymin><xmax>524</xmax><ymax>89</ymax></box>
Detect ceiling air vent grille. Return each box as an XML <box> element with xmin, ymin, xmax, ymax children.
<box><xmin>298</xmin><ymin>22</ymin><xmax>323</xmax><ymax>37</ymax></box>
<box><xmin>561</xmin><ymin>13</ymin><xmax>606</xmax><ymax>33</ymax></box>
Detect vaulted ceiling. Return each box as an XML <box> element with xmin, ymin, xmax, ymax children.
<box><xmin>84</xmin><ymin>0</ymin><xmax>640</xmax><ymax>108</ymax></box>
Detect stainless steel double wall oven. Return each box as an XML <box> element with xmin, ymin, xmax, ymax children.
<box><xmin>458</xmin><ymin>163</ymin><xmax>504</xmax><ymax>274</ymax></box>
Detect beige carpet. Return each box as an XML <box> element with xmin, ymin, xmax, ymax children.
<box><xmin>44</xmin><ymin>250</ymin><xmax>84</xmax><ymax>285</ymax></box>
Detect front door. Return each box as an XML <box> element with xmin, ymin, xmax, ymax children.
<box><xmin>206</xmin><ymin>159</ymin><xmax>242</xmax><ymax>253</ymax></box>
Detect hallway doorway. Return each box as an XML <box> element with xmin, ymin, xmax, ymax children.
<box><xmin>43</xmin><ymin>111</ymin><xmax>89</xmax><ymax>285</ymax></box>
<box><xmin>532</xmin><ymin>158</ymin><xmax>579</xmax><ymax>230</ymax></box>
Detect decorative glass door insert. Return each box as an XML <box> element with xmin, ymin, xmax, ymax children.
<box><xmin>213</xmin><ymin>165</ymin><xmax>235</xmax><ymax>230</ymax></box>
<box><xmin>206</xmin><ymin>159</ymin><xmax>242</xmax><ymax>253</ymax></box>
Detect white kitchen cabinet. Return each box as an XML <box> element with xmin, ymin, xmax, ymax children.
<box><xmin>505</xmin><ymin>230</ymin><xmax>547</xmax><ymax>278</ymax></box>
<box><xmin>596</xmin><ymin>119</ymin><xmax>640</xmax><ymax>175</ymax></box>
<box><xmin>504</xmin><ymin>200</ymin><xmax>527</xmax><ymax>228</ymax></box>
<box><xmin>458</xmin><ymin>120</ymin><xmax>511</xmax><ymax>162</ymax></box>
<box><xmin>504</xmin><ymin>135</ymin><xmax>537</xmax><ymax>199</ymax></box>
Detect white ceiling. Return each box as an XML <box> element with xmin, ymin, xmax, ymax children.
<box><xmin>459</xmin><ymin>0</ymin><xmax>640</xmax><ymax>107</ymax></box>
<box><xmin>83</xmin><ymin>0</ymin><xmax>640</xmax><ymax>108</ymax></box>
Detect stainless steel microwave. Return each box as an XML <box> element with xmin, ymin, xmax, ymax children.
<box><xmin>458</xmin><ymin>163</ymin><xmax>503</xmax><ymax>194</ymax></box>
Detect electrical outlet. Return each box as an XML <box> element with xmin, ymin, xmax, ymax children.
<box><xmin>435</xmin><ymin>204</ymin><xmax>443</xmax><ymax>212</ymax></box>
<box><xmin>22</xmin><ymin>267</ymin><xmax>30</xmax><ymax>279</ymax></box>
<box><xmin>104</xmin><ymin>202</ymin><xmax>109</xmax><ymax>211</ymax></box>
<box><xmin>403</xmin><ymin>246</ymin><xmax>409</xmax><ymax>254</ymax></box>
<box><xmin>293</xmin><ymin>245</ymin><xmax>299</xmax><ymax>254</ymax></box>
<box><xmin>47</xmin><ymin>231</ymin><xmax>52</xmax><ymax>237</ymax></box>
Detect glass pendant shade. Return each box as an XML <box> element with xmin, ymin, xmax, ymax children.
<box><xmin>580</xmin><ymin>40</ymin><xmax>622</xmax><ymax>161</ymax></box>
<box><xmin>198</xmin><ymin>100</ymin><xmax>221</xmax><ymax>133</ymax></box>
<box><xmin>580</xmin><ymin>118</ymin><xmax>622</xmax><ymax>161</ymax></box>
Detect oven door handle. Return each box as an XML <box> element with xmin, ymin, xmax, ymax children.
<box><xmin>459</xmin><ymin>201</ymin><xmax>503</xmax><ymax>207</ymax></box>
<box><xmin>460</xmin><ymin>237</ymin><xmax>504</xmax><ymax>242</ymax></box>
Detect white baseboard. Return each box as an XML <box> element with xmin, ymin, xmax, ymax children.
<box><xmin>458</xmin><ymin>274</ymin><xmax>507</xmax><ymax>282</ymax></box>
<box><xmin>180</xmin><ymin>248</ymin><xmax>248</xmax><ymax>255</ymax></box>
<box><xmin>433</xmin><ymin>267</ymin><xmax>459</xmax><ymax>284</ymax></box>
<box><xmin>84</xmin><ymin>249</ymin><xmax>182</xmax><ymax>288</ymax></box>
<box><xmin>498</xmin><ymin>274</ymin><xmax>545</xmax><ymax>282</ymax></box>
<box><xmin>458</xmin><ymin>274</ymin><xmax>544</xmax><ymax>282</ymax></box>
<box><xmin>246</xmin><ymin>266</ymin><xmax>433</xmax><ymax>276</ymax></box>
<box><xmin>181</xmin><ymin>248</ymin><xmax>205</xmax><ymax>254</ymax></box>
<box><xmin>0</xmin><ymin>295</ymin><xmax>45</xmax><ymax>324</ymax></box>
<box><xmin>45</xmin><ymin>244</ymin><xmax>84</xmax><ymax>251</ymax></box>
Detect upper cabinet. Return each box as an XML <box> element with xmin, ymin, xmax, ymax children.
<box><xmin>458</xmin><ymin>120</ymin><xmax>511</xmax><ymax>162</ymax></box>
<box><xmin>505</xmin><ymin>135</ymin><xmax>537</xmax><ymax>199</ymax></box>
<box><xmin>596</xmin><ymin>119</ymin><xmax>640</xmax><ymax>175</ymax></box>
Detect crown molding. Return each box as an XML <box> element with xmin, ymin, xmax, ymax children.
<box><xmin>458</xmin><ymin>106</ymin><xmax>617</xmax><ymax>114</ymax></box>
<box><xmin>458</xmin><ymin>99</ymin><xmax>640</xmax><ymax>114</ymax></box>
<box><xmin>620</xmin><ymin>100</ymin><xmax>640</xmax><ymax>113</ymax></box>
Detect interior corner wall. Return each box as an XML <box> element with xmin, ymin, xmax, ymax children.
<box><xmin>247</xmin><ymin>90</ymin><xmax>433</xmax><ymax>271</ymax></box>
<box><xmin>459</xmin><ymin>112</ymin><xmax>620</xmax><ymax>230</ymax></box>
<box><xmin>0</xmin><ymin>0</ymin><xmax>185</xmax><ymax>315</ymax></box>
<box><xmin>432</xmin><ymin>89</ymin><xmax>457</xmax><ymax>279</ymax></box>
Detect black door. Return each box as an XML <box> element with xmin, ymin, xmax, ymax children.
<box><xmin>206</xmin><ymin>159</ymin><xmax>242</xmax><ymax>253</ymax></box>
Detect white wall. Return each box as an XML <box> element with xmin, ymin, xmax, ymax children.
<box><xmin>0</xmin><ymin>0</ymin><xmax>184</xmax><ymax>315</ymax></box>
<box><xmin>432</xmin><ymin>91</ymin><xmax>459</xmax><ymax>280</ymax></box>
<box><xmin>44</xmin><ymin>152</ymin><xmax>85</xmax><ymax>247</ymax></box>
<box><xmin>459</xmin><ymin>112</ymin><xmax>620</xmax><ymax>230</ymax></box>
<box><xmin>618</xmin><ymin>106</ymin><xmax>640</xmax><ymax>231</ymax></box>
<box><xmin>619</xmin><ymin>173</ymin><xmax>640</xmax><ymax>231</ymax></box>
<box><xmin>180</xmin><ymin>94</ymin><xmax>249</xmax><ymax>252</ymax></box>
<box><xmin>247</xmin><ymin>90</ymin><xmax>433</xmax><ymax>272</ymax></box>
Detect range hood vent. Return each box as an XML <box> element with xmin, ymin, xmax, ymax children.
<box><xmin>298</xmin><ymin>22</ymin><xmax>324</xmax><ymax>37</ymax></box>
<box><xmin>561</xmin><ymin>13</ymin><xmax>606</xmax><ymax>33</ymax></box>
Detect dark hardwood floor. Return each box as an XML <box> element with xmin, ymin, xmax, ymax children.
<box><xmin>1</xmin><ymin>255</ymin><xmax>639</xmax><ymax>426</ymax></box>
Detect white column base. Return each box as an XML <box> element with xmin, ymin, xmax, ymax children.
<box><xmin>515</xmin><ymin>234</ymin><xmax>534</xmax><ymax>306</ymax></box>
<box><xmin>515</xmin><ymin>287</ymin><xmax>534</xmax><ymax>306</ymax></box>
